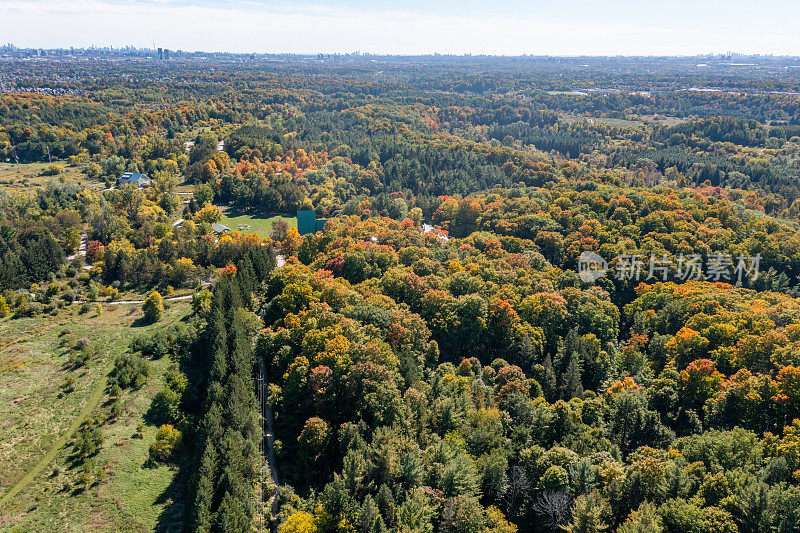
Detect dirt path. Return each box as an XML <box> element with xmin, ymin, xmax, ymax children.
<box><xmin>65</xmin><ymin>232</ymin><xmax>87</xmax><ymax>262</ymax></box>
<box><xmin>258</xmin><ymin>357</ymin><xmax>279</xmax><ymax>486</ymax></box>
<box><xmin>0</xmin><ymin>366</ymin><xmax>110</xmax><ymax>509</ymax></box>
<box><xmin>75</xmin><ymin>294</ymin><xmax>195</xmax><ymax>305</ymax></box>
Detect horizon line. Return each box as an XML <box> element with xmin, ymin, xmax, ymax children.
<box><xmin>4</xmin><ymin>45</ymin><xmax>800</xmax><ymax>60</ymax></box>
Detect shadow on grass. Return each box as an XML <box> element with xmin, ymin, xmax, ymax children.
<box><xmin>131</xmin><ymin>316</ymin><xmax>153</xmax><ymax>328</ymax></box>
<box><xmin>222</xmin><ymin>206</ymin><xmax>288</xmax><ymax>219</ymax></box>
<box><xmin>153</xmin><ymin>459</ymin><xmax>189</xmax><ymax>532</ymax></box>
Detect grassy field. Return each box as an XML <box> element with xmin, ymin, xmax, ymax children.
<box><xmin>0</xmin><ymin>300</ymin><xmax>191</xmax><ymax>532</ymax></box>
<box><xmin>560</xmin><ymin>114</ymin><xmax>645</xmax><ymax>128</ymax></box>
<box><xmin>0</xmin><ymin>162</ymin><xmax>102</xmax><ymax>193</ymax></box>
<box><xmin>218</xmin><ymin>208</ymin><xmax>296</xmax><ymax>238</ymax></box>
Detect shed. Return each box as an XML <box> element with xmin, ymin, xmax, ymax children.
<box><xmin>297</xmin><ymin>210</ymin><xmax>327</xmax><ymax>236</ymax></box>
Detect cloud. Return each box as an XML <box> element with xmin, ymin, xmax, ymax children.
<box><xmin>0</xmin><ymin>0</ymin><xmax>798</xmax><ymax>55</ymax></box>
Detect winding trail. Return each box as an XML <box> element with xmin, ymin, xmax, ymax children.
<box><xmin>0</xmin><ymin>366</ymin><xmax>110</xmax><ymax>509</ymax></box>
<box><xmin>75</xmin><ymin>294</ymin><xmax>195</xmax><ymax>305</ymax></box>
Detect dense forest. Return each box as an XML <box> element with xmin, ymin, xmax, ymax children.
<box><xmin>2</xmin><ymin>54</ymin><xmax>800</xmax><ymax>532</ymax></box>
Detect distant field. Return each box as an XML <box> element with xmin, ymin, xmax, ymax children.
<box><xmin>560</xmin><ymin>114</ymin><xmax>645</xmax><ymax>128</ymax></box>
<box><xmin>0</xmin><ymin>161</ymin><xmax>101</xmax><ymax>193</ymax></box>
<box><xmin>0</xmin><ymin>300</ymin><xmax>191</xmax><ymax>531</ymax></box>
<box><xmin>218</xmin><ymin>208</ymin><xmax>296</xmax><ymax>238</ymax></box>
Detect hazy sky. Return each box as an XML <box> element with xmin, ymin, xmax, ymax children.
<box><xmin>2</xmin><ymin>0</ymin><xmax>800</xmax><ymax>56</ymax></box>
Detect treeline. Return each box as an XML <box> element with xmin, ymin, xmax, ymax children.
<box><xmin>188</xmin><ymin>245</ymin><xmax>276</xmax><ymax>531</ymax></box>
<box><xmin>0</xmin><ymin>226</ymin><xmax>64</xmax><ymax>289</ymax></box>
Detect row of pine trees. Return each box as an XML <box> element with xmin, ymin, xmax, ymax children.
<box><xmin>188</xmin><ymin>246</ymin><xmax>275</xmax><ymax>531</ymax></box>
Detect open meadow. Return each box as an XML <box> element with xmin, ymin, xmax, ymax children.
<box><xmin>0</xmin><ymin>300</ymin><xmax>191</xmax><ymax>532</ymax></box>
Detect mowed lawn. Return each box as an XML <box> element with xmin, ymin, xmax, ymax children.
<box><xmin>218</xmin><ymin>209</ymin><xmax>296</xmax><ymax>238</ymax></box>
<box><xmin>0</xmin><ymin>300</ymin><xmax>191</xmax><ymax>532</ymax></box>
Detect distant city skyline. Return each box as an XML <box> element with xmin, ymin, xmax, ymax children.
<box><xmin>2</xmin><ymin>0</ymin><xmax>800</xmax><ymax>56</ymax></box>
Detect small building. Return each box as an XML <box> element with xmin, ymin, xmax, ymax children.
<box><xmin>211</xmin><ymin>223</ymin><xmax>231</xmax><ymax>235</ymax></box>
<box><xmin>422</xmin><ymin>223</ymin><xmax>449</xmax><ymax>243</ymax></box>
<box><xmin>297</xmin><ymin>210</ymin><xmax>327</xmax><ymax>236</ymax></box>
<box><xmin>118</xmin><ymin>172</ymin><xmax>150</xmax><ymax>188</ymax></box>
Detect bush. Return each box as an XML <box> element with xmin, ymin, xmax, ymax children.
<box><xmin>86</xmin><ymin>240</ymin><xmax>105</xmax><ymax>263</ymax></box>
<box><xmin>142</xmin><ymin>291</ymin><xmax>164</xmax><ymax>323</ymax></box>
<box><xmin>62</xmin><ymin>374</ymin><xmax>76</xmax><ymax>394</ymax></box>
<box><xmin>87</xmin><ymin>283</ymin><xmax>99</xmax><ymax>301</ymax></box>
<box><xmin>85</xmin><ymin>162</ymin><xmax>101</xmax><ymax>179</ymax></box>
<box><xmin>110</xmin><ymin>398</ymin><xmax>124</xmax><ymax>419</ymax></box>
<box><xmin>68</xmin><ymin>348</ymin><xmax>91</xmax><ymax>368</ymax></box>
<box><xmin>149</xmin><ymin>424</ymin><xmax>182</xmax><ymax>462</ymax></box>
<box><xmin>42</xmin><ymin>164</ymin><xmax>64</xmax><ymax>176</ymax></box>
<box><xmin>131</xmin><ymin>323</ymin><xmax>196</xmax><ymax>359</ymax></box>
<box><xmin>192</xmin><ymin>289</ymin><xmax>212</xmax><ymax>317</ymax></box>
<box><xmin>16</xmin><ymin>300</ymin><xmax>42</xmax><ymax>317</ymax></box>
<box><xmin>74</xmin><ymin>337</ymin><xmax>90</xmax><ymax>350</ymax></box>
<box><xmin>74</xmin><ymin>421</ymin><xmax>103</xmax><ymax>461</ymax></box>
<box><xmin>0</xmin><ymin>295</ymin><xmax>10</xmax><ymax>318</ymax></box>
<box><xmin>110</xmin><ymin>353</ymin><xmax>149</xmax><ymax>389</ymax></box>
<box><xmin>149</xmin><ymin>388</ymin><xmax>181</xmax><ymax>425</ymax></box>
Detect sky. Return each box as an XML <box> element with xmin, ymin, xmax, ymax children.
<box><xmin>2</xmin><ymin>0</ymin><xmax>800</xmax><ymax>56</ymax></box>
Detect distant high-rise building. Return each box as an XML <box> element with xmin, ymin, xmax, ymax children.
<box><xmin>158</xmin><ymin>47</ymin><xmax>163</xmax><ymax>60</ymax></box>
<box><xmin>164</xmin><ymin>49</ymin><xmax>170</xmax><ymax>60</ymax></box>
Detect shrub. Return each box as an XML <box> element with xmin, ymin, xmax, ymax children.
<box><xmin>62</xmin><ymin>374</ymin><xmax>76</xmax><ymax>394</ymax></box>
<box><xmin>149</xmin><ymin>388</ymin><xmax>181</xmax><ymax>425</ymax></box>
<box><xmin>68</xmin><ymin>348</ymin><xmax>91</xmax><ymax>368</ymax></box>
<box><xmin>74</xmin><ymin>337</ymin><xmax>90</xmax><ymax>350</ymax></box>
<box><xmin>192</xmin><ymin>289</ymin><xmax>212</xmax><ymax>317</ymax></box>
<box><xmin>110</xmin><ymin>353</ymin><xmax>149</xmax><ymax>389</ymax></box>
<box><xmin>132</xmin><ymin>323</ymin><xmax>196</xmax><ymax>359</ymax></box>
<box><xmin>42</xmin><ymin>164</ymin><xmax>64</xmax><ymax>176</ymax></box>
<box><xmin>74</xmin><ymin>421</ymin><xmax>103</xmax><ymax>461</ymax></box>
<box><xmin>110</xmin><ymin>398</ymin><xmax>124</xmax><ymax>419</ymax></box>
<box><xmin>142</xmin><ymin>291</ymin><xmax>164</xmax><ymax>323</ymax></box>
<box><xmin>86</xmin><ymin>283</ymin><xmax>99</xmax><ymax>301</ymax></box>
<box><xmin>149</xmin><ymin>424</ymin><xmax>182</xmax><ymax>462</ymax></box>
